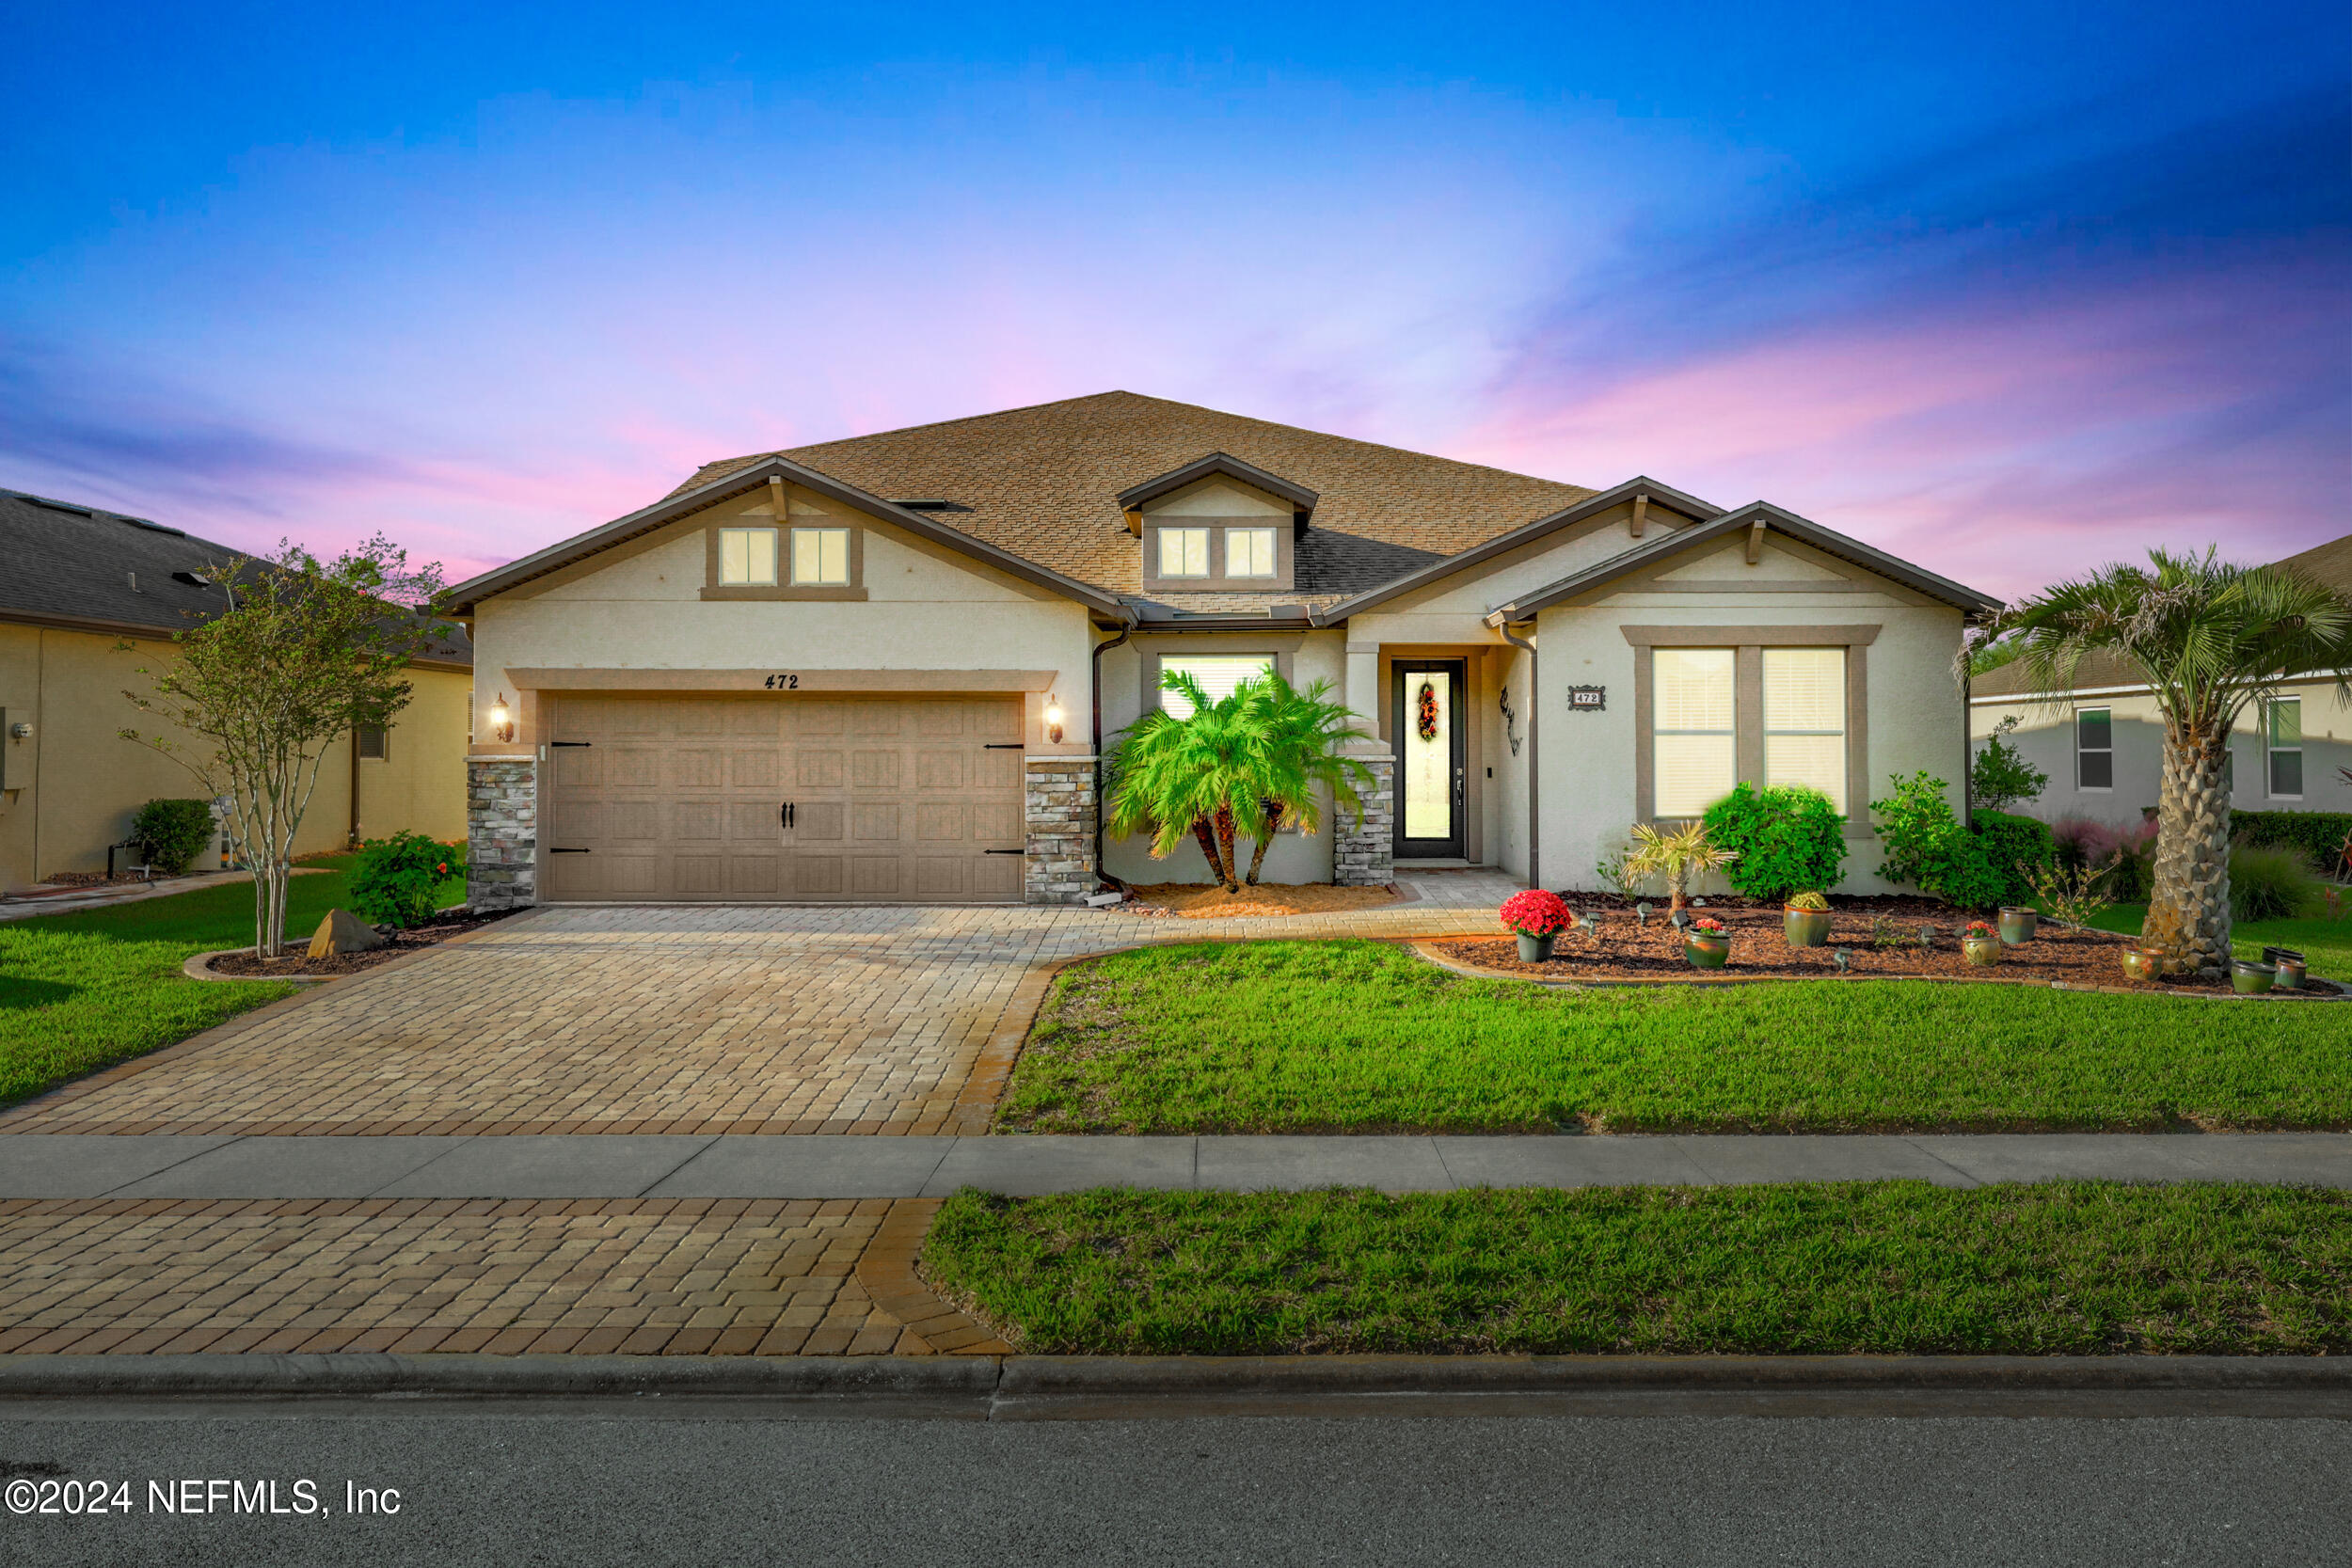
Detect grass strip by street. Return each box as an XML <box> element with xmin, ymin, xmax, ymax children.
<box><xmin>0</xmin><ymin>859</ymin><xmax>462</xmax><ymax>1109</ymax></box>
<box><xmin>994</xmin><ymin>940</ymin><xmax>2352</xmax><ymax>1134</ymax></box>
<box><xmin>922</xmin><ymin>1182</ymin><xmax>2352</xmax><ymax>1356</ymax></box>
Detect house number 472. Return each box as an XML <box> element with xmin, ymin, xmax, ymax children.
<box><xmin>763</xmin><ymin>673</ymin><xmax>801</xmax><ymax>689</ymax></box>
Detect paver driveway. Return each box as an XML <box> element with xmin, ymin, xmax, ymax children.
<box><xmin>0</xmin><ymin>873</ymin><xmax>1515</xmax><ymax>1138</ymax></box>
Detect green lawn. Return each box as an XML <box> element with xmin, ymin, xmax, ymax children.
<box><xmin>0</xmin><ymin>859</ymin><xmax>462</xmax><ymax>1109</ymax></box>
<box><xmin>924</xmin><ymin>1182</ymin><xmax>2352</xmax><ymax>1355</ymax></box>
<box><xmin>2082</xmin><ymin>902</ymin><xmax>2352</xmax><ymax>972</ymax></box>
<box><xmin>994</xmin><ymin>940</ymin><xmax>2352</xmax><ymax>1134</ymax></box>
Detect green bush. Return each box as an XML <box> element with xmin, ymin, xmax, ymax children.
<box><xmin>1869</xmin><ymin>771</ymin><xmax>2006</xmax><ymax>911</ymax></box>
<box><xmin>347</xmin><ymin>831</ymin><xmax>467</xmax><ymax>929</ymax></box>
<box><xmin>1701</xmin><ymin>784</ymin><xmax>1849</xmax><ymax>901</ymax></box>
<box><xmin>2230</xmin><ymin>842</ymin><xmax>2323</xmax><ymax>924</ymax></box>
<box><xmin>129</xmin><ymin>799</ymin><xmax>215</xmax><ymax>876</ymax></box>
<box><xmin>2231</xmin><ymin>811</ymin><xmax>2352</xmax><ymax>879</ymax></box>
<box><xmin>1969</xmin><ymin>718</ymin><xmax>2049</xmax><ymax>813</ymax></box>
<box><xmin>1971</xmin><ymin>810</ymin><xmax>2058</xmax><ymax>908</ymax></box>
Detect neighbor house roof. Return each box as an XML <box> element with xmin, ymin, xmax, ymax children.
<box><xmin>667</xmin><ymin>390</ymin><xmax>1597</xmax><ymax>605</ymax></box>
<box><xmin>1969</xmin><ymin>530</ymin><xmax>2352</xmax><ymax>701</ymax></box>
<box><xmin>0</xmin><ymin>487</ymin><xmax>472</xmax><ymax>668</ymax></box>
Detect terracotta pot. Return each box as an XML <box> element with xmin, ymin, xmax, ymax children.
<box><xmin>2120</xmin><ymin>947</ymin><xmax>2162</xmax><ymax>982</ymax></box>
<box><xmin>2231</xmin><ymin>959</ymin><xmax>2276</xmax><ymax>995</ymax></box>
<box><xmin>1784</xmin><ymin>907</ymin><xmax>1833</xmax><ymax>947</ymax></box>
<box><xmin>1684</xmin><ymin>932</ymin><xmax>1730</xmax><ymax>970</ymax></box>
<box><xmin>1515</xmin><ymin>932</ymin><xmax>1557</xmax><ymax>963</ymax></box>
<box><xmin>1963</xmin><ymin>936</ymin><xmax>2002</xmax><ymax>968</ymax></box>
<box><xmin>1997</xmin><ymin>907</ymin><xmax>2038</xmax><ymax>945</ymax></box>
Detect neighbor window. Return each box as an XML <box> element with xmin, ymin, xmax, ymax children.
<box><xmin>1763</xmin><ymin>648</ymin><xmax>1847</xmax><ymax>812</ymax></box>
<box><xmin>1226</xmin><ymin>527</ymin><xmax>1277</xmax><ymax>578</ymax></box>
<box><xmin>791</xmin><ymin>527</ymin><xmax>850</xmax><ymax>586</ymax></box>
<box><xmin>1652</xmin><ymin>648</ymin><xmax>1737</xmax><ymax>817</ymax></box>
<box><xmin>1156</xmin><ymin>527</ymin><xmax>1211</xmax><ymax>578</ymax></box>
<box><xmin>2075</xmin><ymin>707</ymin><xmax>2113</xmax><ymax>790</ymax></box>
<box><xmin>1159</xmin><ymin>654</ymin><xmax>1276</xmax><ymax>719</ymax></box>
<box><xmin>356</xmin><ymin>723</ymin><xmax>388</xmax><ymax>762</ymax></box>
<box><xmin>719</xmin><ymin>527</ymin><xmax>779</xmax><ymax>586</ymax></box>
<box><xmin>2268</xmin><ymin>697</ymin><xmax>2304</xmax><ymax>798</ymax></box>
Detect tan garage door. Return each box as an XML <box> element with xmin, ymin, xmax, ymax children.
<box><xmin>541</xmin><ymin>694</ymin><xmax>1026</xmax><ymax>903</ymax></box>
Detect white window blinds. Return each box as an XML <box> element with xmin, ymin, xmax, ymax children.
<box><xmin>1159</xmin><ymin>655</ymin><xmax>1276</xmax><ymax>719</ymax></box>
<box><xmin>1652</xmin><ymin>648</ymin><xmax>1736</xmax><ymax>816</ymax></box>
<box><xmin>1763</xmin><ymin>647</ymin><xmax>1846</xmax><ymax>812</ymax></box>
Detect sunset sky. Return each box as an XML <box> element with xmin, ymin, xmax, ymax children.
<box><xmin>5</xmin><ymin>2</ymin><xmax>2346</xmax><ymax>599</ymax></box>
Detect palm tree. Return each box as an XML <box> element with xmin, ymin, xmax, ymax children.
<box><xmin>1624</xmin><ymin>819</ymin><xmax>1737</xmax><ymax>917</ymax></box>
<box><xmin>1973</xmin><ymin>549</ymin><xmax>2352</xmax><ymax>974</ymax></box>
<box><xmin>1104</xmin><ymin>670</ymin><xmax>1259</xmax><ymax>891</ymax></box>
<box><xmin>1232</xmin><ymin>674</ymin><xmax>1377</xmax><ymax>885</ymax></box>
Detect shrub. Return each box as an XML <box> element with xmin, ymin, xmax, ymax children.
<box><xmin>1970</xmin><ymin>809</ymin><xmax>2057</xmax><ymax>908</ymax></box>
<box><xmin>1787</xmin><ymin>891</ymin><xmax>1830</xmax><ymax>911</ymax></box>
<box><xmin>1869</xmin><ymin>771</ymin><xmax>2006</xmax><ymax>912</ymax></box>
<box><xmin>1700</xmin><ymin>784</ymin><xmax>1848</xmax><ymax>902</ymax></box>
<box><xmin>1592</xmin><ymin>845</ymin><xmax>1642</xmax><ymax>901</ymax></box>
<box><xmin>1499</xmin><ymin>889</ymin><xmax>1570</xmax><ymax>938</ymax></box>
<box><xmin>1970</xmin><ymin>717</ymin><xmax>2049</xmax><ymax>813</ymax></box>
<box><xmin>347</xmin><ymin>831</ymin><xmax>467</xmax><ymax>929</ymax></box>
<box><xmin>2020</xmin><ymin>857</ymin><xmax>2119</xmax><ymax>929</ymax></box>
<box><xmin>2230</xmin><ymin>842</ymin><xmax>2322</xmax><ymax>924</ymax></box>
<box><xmin>129</xmin><ymin>798</ymin><xmax>215</xmax><ymax>876</ymax></box>
<box><xmin>2230</xmin><ymin>811</ymin><xmax>2352</xmax><ymax>879</ymax></box>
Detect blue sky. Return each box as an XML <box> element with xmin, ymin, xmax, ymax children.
<box><xmin>4</xmin><ymin>2</ymin><xmax>2345</xmax><ymax>594</ymax></box>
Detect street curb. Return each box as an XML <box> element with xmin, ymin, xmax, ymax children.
<box><xmin>0</xmin><ymin>1353</ymin><xmax>2343</xmax><ymax>1403</ymax></box>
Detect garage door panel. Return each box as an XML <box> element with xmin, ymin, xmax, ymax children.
<box><xmin>543</xmin><ymin>693</ymin><xmax>1024</xmax><ymax>905</ymax></box>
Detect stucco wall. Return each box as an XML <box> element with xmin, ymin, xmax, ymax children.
<box><xmin>1970</xmin><ymin>679</ymin><xmax>2352</xmax><ymax>824</ymax></box>
<box><xmin>0</xmin><ymin>623</ymin><xmax>469</xmax><ymax>889</ymax></box>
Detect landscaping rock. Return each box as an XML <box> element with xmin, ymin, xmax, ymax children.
<box><xmin>307</xmin><ymin>908</ymin><xmax>387</xmax><ymax>958</ymax></box>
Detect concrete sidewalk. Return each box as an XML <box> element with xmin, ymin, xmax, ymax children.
<box><xmin>3</xmin><ymin>1132</ymin><xmax>2344</xmax><ymax>1199</ymax></box>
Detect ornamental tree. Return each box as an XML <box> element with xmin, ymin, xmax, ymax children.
<box><xmin>119</xmin><ymin>537</ymin><xmax>451</xmax><ymax>957</ymax></box>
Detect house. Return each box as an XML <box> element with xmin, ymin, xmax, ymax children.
<box><xmin>445</xmin><ymin>391</ymin><xmax>1997</xmax><ymax>908</ymax></box>
<box><xmin>1969</xmin><ymin>533</ymin><xmax>2352</xmax><ymax>825</ymax></box>
<box><xmin>0</xmin><ymin>487</ymin><xmax>474</xmax><ymax>892</ymax></box>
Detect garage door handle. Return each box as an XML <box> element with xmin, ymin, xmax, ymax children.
<box><xmin>549</xmin><ymin>847</ymin><xmax>591</xmax><ymax>854</ymax></box>
<box><xmin>983</xmin><ymin>743</ymin><xmax>1025</xmax><ymax>750</ymax></box>
<box><xmin>780</xmin><ymin>802</ymin><xmax>795</xmax><ymax>830</ymax></box>
<box><xmin>549</xmin><ymin>740</ymin><xmax>592</xmax><ymax>748</ymax></box>
<box><xmin>983</xmin><ymin>848</ymin><xmax>1023</xmax><ymax>854</ymax></box>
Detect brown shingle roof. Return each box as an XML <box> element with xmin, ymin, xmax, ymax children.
<box><xmin>668</xmin><ymin>390</ymin><xmax>1595</xmax><ymax>601</ymax></box>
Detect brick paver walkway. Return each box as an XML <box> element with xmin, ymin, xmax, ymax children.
<box><xmin>0</xmin><ymin>872</ymin><xmax>1516</xmax><ymax>1138</ymax></box>
<box><xmin>0</xmin><ymin>1196</ymin><xmax>1002</xmax><ymax>1357</ymax></box>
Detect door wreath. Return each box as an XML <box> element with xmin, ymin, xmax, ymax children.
<box><xmin>1416</xmin><ymin>680</ymin><xmax>1439</xmax><ymax>741</ymax></box>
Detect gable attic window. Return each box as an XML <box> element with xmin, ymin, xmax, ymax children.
<box><xmin>792</xmin><ymin>527</ymin><xmax>850</xmax><ymax>586</ymax></box>
<box><xmin>718</xmin><ymin>527</ymin><xmax>778</xmax><ymax>586</ymax></box>
<box><xmin>1227</xmin><ymin>527</ymin><xmax>1277</xmax><ymax>578</ymax></box>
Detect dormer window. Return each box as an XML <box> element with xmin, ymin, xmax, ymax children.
<box><xmin>1227</xmin><ymin>527</ymin><xmax>1277</xmax><ymax>578</ymax></box>
<box><xmin>1157</xmin><ymin>527</ymin><xmax>1211</xmax><ymax>578</ymax></box>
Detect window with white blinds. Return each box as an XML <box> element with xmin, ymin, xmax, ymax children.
<box><xmin>1652</xmin><ymin>648</ymin><xmax>1736</xmax><ymax>816</ymax></box>
<box><xmin>1159</xmin><ymin>655</ymin><xmax>1276</xmax><ymax>719</ymax></box>
<box><xmin>1763</xmin><ymin>647</ymin><xmax>1847</xmax><ymax>811</ymax></box>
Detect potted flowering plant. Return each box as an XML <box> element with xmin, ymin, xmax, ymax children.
<box><xmin>1783</xmin><ymin>891</ymin><xmax>1832</xmax><ymax>948</ymax></box>
<box><xmin>1499</xmin><ymin>889</ymin><xmax>1571</xmax><ymax>962</ymax></box>
<box><xmin>1962</xmin><ymin>920</ymin><xmax>2002</xmax><ymax>966</ymax></box>
<box><xmin>1683</xmin><ymin>915</ymin><xmax>1730</xmax><ymax>969</ymax></box>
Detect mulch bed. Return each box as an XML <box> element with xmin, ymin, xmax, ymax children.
<box><xmin>206</xmin><ymin>909</ymin><xmax>517</xmax><ymax>978</ymax></box>
<box><xmin>1119</xmin><ymin>882</ymin><xmax>1404</xmax><ymax>918</ymax></box>
<box><xmin>1430</xmin><ymin>900</ymin><xmax>2337</xmax><ymax>997</ymax></box>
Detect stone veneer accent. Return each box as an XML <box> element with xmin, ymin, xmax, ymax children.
<box><xmin>468</xmin><ymin>756</ymin><xmax>538</xmax><ymax>911</ymax></box>
<box><xmin>1024</xmin><ymin>756</ymin><xmax>1098</xmax><ymax>905</ymax></box>
<box><xmin>1333</xmin><ymin>754</ymin><xmax>1396</xmax><ymax>886</ymax></box>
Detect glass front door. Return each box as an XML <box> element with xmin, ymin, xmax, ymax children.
<box><xmin>1392</xmin><ymin>661</ymin><xmax>1465</xmax><ymax>859</ymax></box>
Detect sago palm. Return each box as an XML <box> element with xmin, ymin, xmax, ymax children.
<box><xmin>1232</xmin><ymin>674</ymin><xmax>1376</xmax><ymax>885</ymax></box>
<box><xmin>1624</xmin><ymin>819</ymin><xmax>1736</xmax><ymax>916</ymax></box>
<box><xmin>1972</xmin><ymin>548</ymin><xmax>2352</xmax><ymax>974</ymax></box>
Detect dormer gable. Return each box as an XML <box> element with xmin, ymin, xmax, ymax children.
<box><xmin>1116</xmin><ymin>451</ymin><xmax>1317</xmax><ymax>538</ymax></box>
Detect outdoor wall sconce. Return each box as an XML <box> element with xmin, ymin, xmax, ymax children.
<box><xmin>487</xmin><ymin>693</ymin><xmax>516</xmax><ymax>745</ymax></box>
<box><xmin>1044</xmin><ymin>695</ymin><xmax>1064</xmax><ymax>745</ymax></box>
<box><xmin>7</xmin><ymin>721</ymin><xmax>28</xmax><ymax>739</ymax></box>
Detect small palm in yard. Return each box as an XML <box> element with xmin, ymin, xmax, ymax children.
<box><xmin>1234</xmin><ymin>674</ymin><xmax>1376</xmax><ymax>885</ymax></box>
<box><xmin>1973</xmin><ymin>549</ymin><xmax>2352</xmax><ymax>974</ymax></box>
<box><xmin>1624</xmin><ymin>819</ymin><xmax>1736</xmax><ymax>917</ymax></box>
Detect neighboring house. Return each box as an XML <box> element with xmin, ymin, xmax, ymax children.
<box><xmin>447</xmin><ymin>391</ymin><xmax>1997</xmax><ymax>908</ymax></box>
<box><xmin>0</xmin><ymin>488</ymin><xmax>474</xmax><ymax>892</ymax></box>
<box><xmin>1969</xmin><ymin>533</ymin><xmax>2352</xmax><ymax>826</ymax></box>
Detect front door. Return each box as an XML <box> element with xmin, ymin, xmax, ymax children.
<box><xmin>1391</xmin><ymin>660</ymin><xmax>1466</xmax><ymax>860</ymax></box>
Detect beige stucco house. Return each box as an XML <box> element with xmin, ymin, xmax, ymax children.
<box><xmin>446</xmin><ymin>392</ymin><xmax>1998</xmax><ymax>908</ymax></box>
<box><xmin>0</xmin><ymin>487</ymin><xmax>473</xmax><ymax>893</ymax></box>
<box><xmin>1969</xmin><ymin>533</ymin><xmax>2352</xmax><ymax>824</ymax></box>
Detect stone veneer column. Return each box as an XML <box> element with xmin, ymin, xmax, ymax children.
<box><xmin>1333</xmin><ymin>753</ymin><xmax>1396</xmax><ymax>886</ymax></box>
<box><xmin>467</xmin><ymin>756</ymin><xmax>538</xmax><ymax>911</ymax></box>
<box><xmin>1024</xmin><ymin>756</ymin><xmax>1098</xmax><ymax>905</ymax></box>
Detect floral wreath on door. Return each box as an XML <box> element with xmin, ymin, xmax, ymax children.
<box><xmin>1416</xmin><ymin>679</ymin><xmax>1439</xmax><ymax>742</ymax></box>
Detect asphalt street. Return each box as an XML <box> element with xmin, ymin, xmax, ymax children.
<box><xmin>1</xmin><ymin>1411</ymin><xmax>2345</xmax><ymax>1566</ymax></box>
